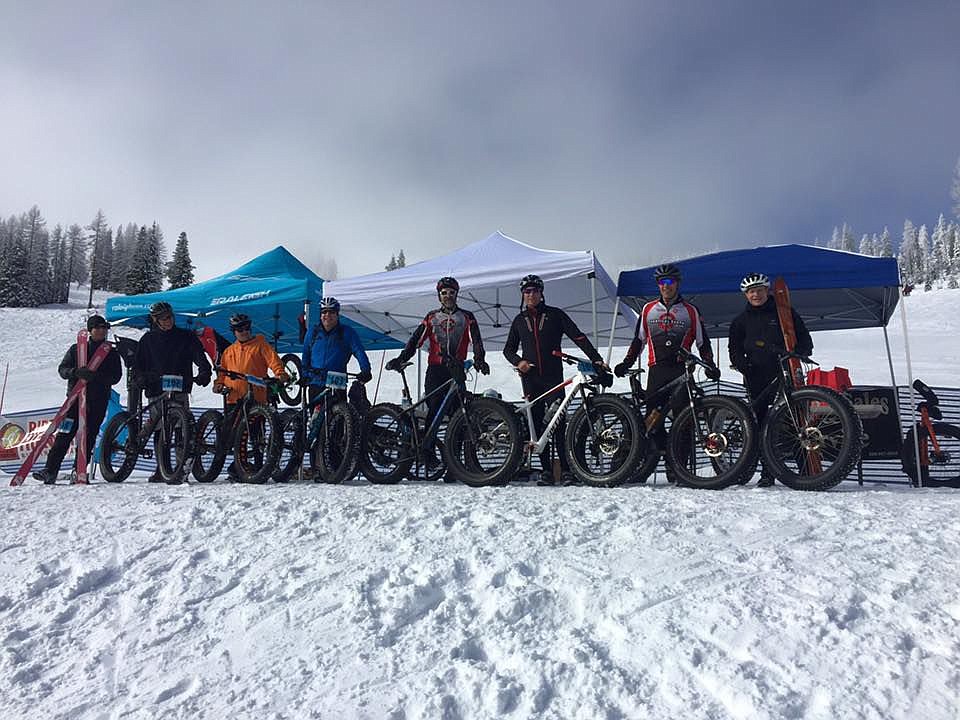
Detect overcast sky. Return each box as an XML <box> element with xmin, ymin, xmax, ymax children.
<box><xmin>2</xmin><ymin>0</ymin><xmax>959</xmax><ymax>281</ymax></box>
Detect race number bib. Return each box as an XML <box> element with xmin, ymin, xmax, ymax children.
<box><xmin>161</xmin><ymin>375</ymin><xmax>184</xmax><ymax>392</ymax></box>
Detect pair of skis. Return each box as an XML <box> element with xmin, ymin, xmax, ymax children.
<box><xmin>10</xmin><ymin>331</ymin><xmax>113</xmax><ymax>487</ymax></box>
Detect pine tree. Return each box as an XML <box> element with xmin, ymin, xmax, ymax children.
<box><xmin>397</xmin><ymin>249</ymin><xmax>406</xmax><ymax>268</ymax></box>
<box><xmin>951</xmin><ymin>155</ymin><xmax>960</xmax><ymax>221</ymax></box>
<box><xmin>50</xmin><ymin>224</ymin><xmax>70</xmax><ymax>303</ymax></box>
<box><xmin>125</xmin><ymin>225</ymin><xmax>164</xmax><ymax>293</ymax></box>
<box><xmin>21</xmin><ymin>206</ymin><xmax>52</xmax><ymax>305</ymax></box>
<box><xmin>858</xmin><ymin>234</ymin><xmax>872</xmax><ymax>256</ymax></box>
<box><xmin>0</xmin><ymin>234</ymin><xmax>32</xmax><ymax>307</ymax></box>
<box><xmin>898</xmin><ymin>220</ymin><xmax>917</xmax><ymax>284</ymax></box>
<box><xmin>830</xmin><ymin>226</ymin><xmax>841</xmax><ymax>250</ymax></box>
<box><xmin>917</xmin><ymin>224</ymin><xmax>931</xmax><ymax>290</ymax></box>
<box><xmin>385</xmin><ymin>254</ymin><xmax>397</xmax><ymax>271</ymax></box>
<box><xmin>166</xmin><ymin>231</ymin><xmax>195</xmax><ymax>289</ymax></box>
<box><xmin>878</xmin><ymin>227</ymin><xmax>893</xmax><ymax>257</ymax></box>
<box><xmin>840</xmin><ymin>222</ymin><xmax>857</xmax><ymax>253</ymax></box>
<box><xmin>64</xmin><ymin>224</ymin><xmax>89</xmax><ymax>286</ymax></box>
<box><xmin>931</xmin><ymin>214</ymin><xmax>950</xmax><ymax>286</ymax></box>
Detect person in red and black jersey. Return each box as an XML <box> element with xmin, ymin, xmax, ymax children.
<box><xmin>503</xmin><ymin>274</ymin><xmax>609</xmax><ymax>484</ymax></box>
<box><xmin>386</xmin><ymin>277</ymin><xmax>489</xmax><ymax>434</ymax></box>
<box><xmin>614</xmin><ymin>263</ymin><xmax>719</xmax><ymax>466</ymax></box>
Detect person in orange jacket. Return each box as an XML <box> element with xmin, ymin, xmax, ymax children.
<box><xmin>213</xmin><ymin>313</ymin><xmax>290</xmax><ymax>404</ymax></box>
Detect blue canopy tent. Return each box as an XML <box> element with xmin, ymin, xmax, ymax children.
<box><xmin>105</xmin><ymin>246</ymin><xmax>402</xmax><ymax>353</ymax></box>
<box><xmin>616</xmin><ymin>244</ymin><xmax>903</xmax><ymax>383</ymax></box>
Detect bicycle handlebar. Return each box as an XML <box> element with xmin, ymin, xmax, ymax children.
<box><xmin>214</xmin><ymin>365</ymin><xmax>284</xmax><ymax>388</ymax></box>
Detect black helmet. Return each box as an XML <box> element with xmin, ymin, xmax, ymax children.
<box><xmin>87</xmin><ymin>314</ymin><xmax>110</xmax><ymax>331</ymax></box>
<box><xmin>436</xmin><ymin>276</ymin><xmax>459</xmax><ymax>294</ymax></box>
<box><xmin>653</xmin><ymin>263</ymin><xmax>681</xmax><ymax>282</ymax></box>
<box><xmin>229</xmin><ymin>312</ymin><xmax>252</xmax><ymax>330</ymax></box>
<box><xmin>149</xmin><ymin>301</ymin><xmax>173</xmax><ymax>318</ymax></box>
<box><xmin>319</xmin><ymin>297</ymin><xmax>341</xmax><ymax>313</ymax></box>
<box><xmin>519</xmin><ymin>274</ymin><xmax>544</xmax><ymax>293</ymax></box>
<box><xmin>740</xmin><ymin>272</ymin><xmax>770</xmax><ymax>292</ymax></box>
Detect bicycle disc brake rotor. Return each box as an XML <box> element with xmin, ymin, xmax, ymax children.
<box><xmin>591</xmin><ymin>424</ymin><xmax>623</xmax><ymax>456</ymax></box>
<box><xmin>798</xmin><ymin>425</ymin><xmax>825</xmax><ymax>451</ymax></box>
<box><xmin>703</xmin><ymin>431</ymin><xmax>728</xmax><ymax>458</ymax></box>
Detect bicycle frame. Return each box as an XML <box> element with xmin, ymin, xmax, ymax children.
<box><xmin>392</xmin><ymin>359</ymin><xmax>473</xmax><ymax>455</ymax></box>
<box><xmin>517</xmin><ymin>359</ymin><xmax>598</xmax><ymax>456</ymax></box>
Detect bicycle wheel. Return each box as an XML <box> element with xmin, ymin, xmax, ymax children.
<box><xmin>99</xmin><ymin>411</ymin><xmax>140</xmax><ymax>483</ymax></box>
<box><xmin>278</xmin><ymin>354</ymin><xmax>303</xmax><ymax>406</ymax></box>
<box><xmin>406</xmin><ymin>440</ymin><xmax>446</xmax><ymax>482</ymax></box>
<box><xmin>760</xmin><ymin>386</ymin><xmax>863</xmax><ymax>491</ymax></box>
<box><xmin>359</xmin><ymin>403</ymin><xmax>413</xmax><ymax>484</ymax></box>
<box><xmin>443</xmin><ymin>397</ymin><xmax>522</xmax><ymax>487</ymax></box>
<box><xmin>902</xmin><ymin>422</ymin><xmax>960</xmax><ymax>488</ymax></box>
<box><xmin>192</xmin><ymin>409</ymin><xmax>225</xmax><ymax>483</ymax></box>
<box><xmin>273</xmin><ymin>408</ymin><xmax>305</xmax><ymax>483</ymax></box>
<box><xmin>565</xmin><ymin>395</ymin><xmax>644</xmax><ymax>487</ymax></box>
<box><xmin>310</xmin><ymin>402</ymin><xmax>360</xmax><ymax>484</ymax></box>
<box><xmin>666</xmin><ymin>395</ymin><xmax>759</xmax><ymax>489</ymax></box>
<box><xmin>232</xmin><ymin>405</ymin><xmax>280</xmax><ymax>484</ymax></box>
<box><xmin>157</xmin><ymin>405</ymin><xmax>195</xmax><ymax>483</ymax></box>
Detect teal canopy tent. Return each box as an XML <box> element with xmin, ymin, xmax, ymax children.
<box><xmin>105</xmin><ymin>246</ymin><xmax>402</xmax><ymax>353</ymax></box>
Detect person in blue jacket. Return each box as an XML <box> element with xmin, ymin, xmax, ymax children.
<box><xmin>302</xmin><ymin>297</ymin><xmax>372</xmax><ymax>405</ymax></box>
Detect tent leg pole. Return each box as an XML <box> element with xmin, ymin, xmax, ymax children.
<box><xmin>899</xmin><ymin>295</ymin><xmax>921</xmax><ymax>488</ymax></box>
<box><xmin>882</xmin><ymin>324</ymin><xmax>896</xmax><ymax>387</ymax></box>
<box><xmin>590</xmin><ymin>272</ymin><xmax>598</xmax><ymax>347</ymax></box>
<box><xmin>606</xmin><ymin>296</ymin><xmax>620</xmax><ymax>364</ymax></box>
<box><xmin>300</xmin><ymin>299</ymin><xmax>310</xmax><ymax>484</ymax></box>
<box><xmin>374</xmin><ymin>350</ymin><xmax>385</xmax><ymax>404</ymax></box>
<box><xmin>417</xmin><ymin>349</ymin><xmax>422</xmax><ymax>401</ymax></box>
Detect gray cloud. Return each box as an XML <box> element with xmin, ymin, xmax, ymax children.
<box><xmin>2</xmin><ymin>0</ymin><xmax>959</xmax><ymax>281</ymax></box>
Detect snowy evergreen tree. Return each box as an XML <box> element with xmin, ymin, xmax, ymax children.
<box><xmin>50</xmin><ymin>224</ymin><xmax>70</xmax><ymax>303</ymax></box>
<box><xmin>385</xmin><ymin>254</ymin><xmax>397</xmax><ymax>271</ymax></box>
<box><xmin>125</xmin><ymin>225</ymin><xmax>164</xmax><ymax>293</ymax></box>
<box><xmin>951</xmin><ymin>155</ymin><xmax>960</xmax><ymax>221</ymax></box>
<box><xmin>397</xmin><ymin>249</ymin><xmax>406</xmax><ymax>268</ymax></box>
<box><xmin>65</xmin><ymin>224</ymin><xmax>89</xmax><ymax>286</ymax></box>
<box><xmin>830</xmin><ymin>226</ymin><xmax>841</xmax><ymax>250</ymax></box>
<box><xmin>858</xmin><ymin>234</ymin><xmax>872</xmax><ymax>256</ymax></box>
<box><xmin>840</xmin><ymin>223</ymin><xmax>857</xmax><ymax>253</ymax></box>
<box><xmin>917</xmin><ymin>224</ymin><xmax>931</xmax><ymax>290</ymax></box>
<box><xmin>166</xmin><ymin>231</ymin><xmax>195</xmax><ymax>289</ymax></box>
<box><xmin>878</xmin><ymin>227</ymin><xmax>893</xmax><ymax>257</ymax></box>
<box><xmin>0</xmin><ymin>234</ymin><xmax>32</xmax><ymax>307</ymax></box>
<box><xmin>898</xmin><ymin>220</ymin><xmax>918</xmax><ymax>285</ymax></box>
<box><xmin>931</xmin><ymin>214</ymin><xmax>950</xmax><ymax>285</ymax></box>
<box><xmin>21</xmin><ymin>206</ymin><xmax>52</xmax><ymax>305</ymax></box>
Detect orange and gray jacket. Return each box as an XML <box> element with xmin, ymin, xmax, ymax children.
<box><xmin>217</xmin><ymin>334</ymin><xmax>286</xmax><ymax>404</ymax></box>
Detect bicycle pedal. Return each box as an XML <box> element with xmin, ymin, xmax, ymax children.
<box><xmin>142</xmin><ymin>449</ymin><xmax>154</xmax><ymax>459</ymax></box>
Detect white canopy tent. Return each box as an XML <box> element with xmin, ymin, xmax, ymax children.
<box><xmin>324</xmin><ymin>232</ymin><xmax>637</xmax><ymax>354</ymax></box>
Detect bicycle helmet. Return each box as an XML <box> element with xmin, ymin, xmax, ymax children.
<box><xmin>436</xmin><ymin>276</ymin><xmax>459</xmax><ymax>294</ymax></box>
<box><xmin>149</xmin><ymin>301</ymin><xmax>173</xmax><ymax>318</ymax></box>
<box><xmin>653</xmin><ymin>263</ymin><xmax>681</xmax><ymax>282</ymax></box>
<box><xmin>740</xmin><ymin>272</ymin><xmax>770</xmax><ymax>292</ymax></box>
<box><xmin>519</xmin><ymin>274</ymin><xmax>544</xmax><ymax>293</ymax></box>
<box><xmin>319</xmin><ymin>297</ymin><xmax>341</xmax><ymax>313</ymax></box>
<box><xmin>229</xmin><ymin>312</ymin><xmax>251</xmax><ymax>330</ymax></box>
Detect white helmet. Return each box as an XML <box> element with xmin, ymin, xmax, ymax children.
<box><xmin>740</xmin><ymin>272</ymin><xmax>770</xmax><ymax>292</ymax></box>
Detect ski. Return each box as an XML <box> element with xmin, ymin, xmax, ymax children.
<box><xmin>773</xmin><ymin>276</ymin><xmax>822</xmax><ymax>474</ymax></box>
<box><xmin>772</xmin><ymin>277</ymin><xmax>803</xmax><ymax>388</ymax></box>
<box><xmin>75</xmin><ymin>330</ymin><xmax>90</xmax><ymax>484</ymax></box>
<box><xmin>10</xmin><ymin>340</ymin><xmax>114</xmax><ymax>487</ymax></box>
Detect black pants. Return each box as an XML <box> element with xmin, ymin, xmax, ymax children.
<box><xmin>744</xmin><ymin>370</ymin><xmax>777</xmax><ymax>427</ymax></box>
<box><xmin>646</xmin><ymin>364</ymin><xmax>687</xmax><ymax>449</ymax></box>
<box><xmin>522</xmin><ymin>373</ymin><xmax>568</xmax><ymax>473</ymax></box>
<box><xmin>43</xmin><ymin>396</ymin><xmax>109</xmax><ymax>476</ymax></box>
<box><xmin>146</xmin><ymin>392</ymin><xmax>190</xmax><ymax>475</ymax></box>
<box><xmin>424</xmin><ymin>365</ymin><xmax>463</xmax><ymax>435</ymax></box>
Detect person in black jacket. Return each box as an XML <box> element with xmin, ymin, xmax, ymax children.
<box><xmin>32</xmin><ymin>315</ymin><xmax>123</xmax><ymax>484</ymax></box>
<box><xmin>503</xmin><ymin>274</ymin><xmax>608</xmax><ymax>484</ymax></box>
<box><xmin>728</xmin><ymin>272</ymin><xmax>813</xmax><ymax>486</ymax></box>
<box><xmin>133</xmin><ymin>301</ymin><xmax>212</xmax><ymax>482</ymax></box>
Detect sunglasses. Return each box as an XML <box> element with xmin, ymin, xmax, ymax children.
<box><xmin>439</xmin><ymin>289</ymin><xmax>458</xmax><ymax>295</ymax></box>
<box><xmin>155</xmin><ymin>313</ymin><xmax>174</xmax><ymax>322</ymax></box>
<box><xmin>319</xmin><ymin>309</ymin><xmax>338</xmax><ymax>315</ymax></box>
<box><xmin>657</xmin><ymin>278</ymin><xmax>677</xmax><ymax>287</ymax></box>
<box><xmin>232</xmin><ymin>324</ymin><xmax>252</xmax><ymax>333</ymax></box>
<box><xmin>522</xmin><ymin>287</ymin><xmax>541</xmax><ymax>294</ymax></box>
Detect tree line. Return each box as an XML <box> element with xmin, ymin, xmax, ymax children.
<box><xmin>0</xmin><ymin>205</ymin><xmax>195</xmax><ymax>308</ymax></box>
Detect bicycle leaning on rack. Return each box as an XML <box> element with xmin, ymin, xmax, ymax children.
<box><xmin>98</xmin><ymin>372</ymin><xmax>196</xmax><ymax>484</ymax></box>
<box><xmin>516</xmin><ymin>351</ymin><xmax>641</xmax><ymax>486</ymax></box>
<box><xmin>899</xmin><ymin>379</ymin><xmax>960</xmax><ymax>487</ymax></box>
<box><xmin>361</xmin><ymin>355</ymin><xmax>522</xmax><ymax>486</ymax></box>
<box><xmin>621</xmin><ymin>347</ymin><xmax>759</xmax><ymax>489</ymax></box>
<box><xmin>190</xmin><ymin>366</ymin><xmax>289</xmax><ymax>484</ymax></box>
<box><xmin>747</xmin><ymin>350</ymin><xmax>863</xmax><ymax>491</ymax></box>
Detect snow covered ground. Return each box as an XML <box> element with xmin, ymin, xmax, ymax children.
<box><xmin>2</xmin><ymin>286</ymin><xmax>960</xmax><ymax>719</ymax></box>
